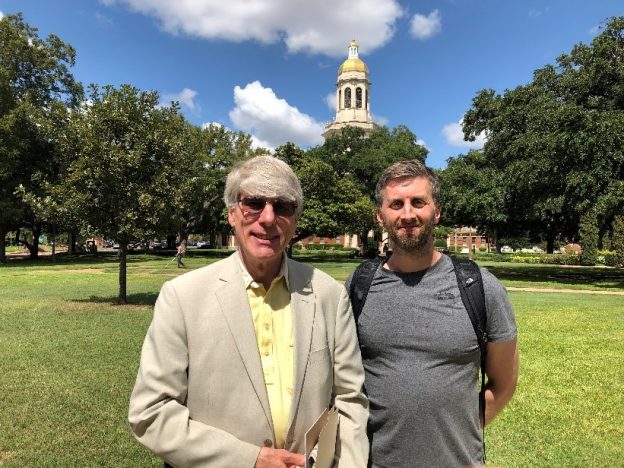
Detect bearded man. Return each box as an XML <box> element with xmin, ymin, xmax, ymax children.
<box><xmin>346</xmin><ymin>159</ymin><xmax>519</xmax><ymax>468</ymax></box>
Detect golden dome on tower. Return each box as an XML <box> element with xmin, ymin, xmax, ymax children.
<box><xmin>338</xmin><ymin>40</ymin><xmax>369</xmax><ymax>75</ymax></box>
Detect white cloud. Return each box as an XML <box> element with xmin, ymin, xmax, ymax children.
<box><xmin>528</xmin><ymin>8</ymin><xmax>549</xmax><ymax>17</ymax></box>
<box><xmin>100</xmin><ymin>0</ymin><xmax>403</xmax><ymax>57</ymax></box>
<box><xmin>201</xmin><ymin>121</ymin><xmax>223</xmax><ymax>130</ymax></box>
<box><xmin>416</xmin><ymin>138</ymin><xmax>428</xmax><ymax>150</ymax></box>
<box><xmin>325</xmin><ymin>92</ymin><xmax>336</xmax><ymax>111</ymax></box>
<box><xmin>372</xmin><ymin>113</ymin><xmax>389</xmax><ymax>126</ymax></box>
<box><xmin>589</xmin><ymin>24</ymin><xmax>602</xmax><ymax>36</ymax></box>
<box><xmin>229</xmin><ymin>81</ymin><xmax>324</xmax><ymax>149</ymax></box>
<box><xmin>160</xmin><ymin>88</ymin><xmax>200</xmax><ymax>114</ymax></box>
<box><xmin>0</xmin><ymin>11</ymin><xmax>4</xmax><ymax>19</ymax></box>
<box><xmin>95</xmin><ymin>12</ymin><xmax>113</xmax><ymax>26</ymax></box>
<box><xmin>442</xmin><ymin>120</ymin><xmax>486</xmax><ymax>148</ymax></box>
<box><xmin>410</xmin><ymin>9</ymin><xmax>441</xmax><ymax>40</ymax></box>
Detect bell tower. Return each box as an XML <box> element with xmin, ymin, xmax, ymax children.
<box><xmin>323</xmin><ymin>40</ymin><xmax>377</xmax><ymax>139</ymax></box>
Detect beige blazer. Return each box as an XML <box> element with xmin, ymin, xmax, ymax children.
<box><xmin>129</xmin><ymin>253</ymin><xmax>368</xmax><ymax>467</ymax></box>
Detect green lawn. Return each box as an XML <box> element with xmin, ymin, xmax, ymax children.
<box><xmin>0</xmin><ymin>254</ymin><xmax>622</xmax><ymax>466</ymax></box>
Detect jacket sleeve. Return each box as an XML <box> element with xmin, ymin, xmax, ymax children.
<box><xmin>332</xmin><ymin>287</ymin><xmax>369</xmax><ymax>467</ymax></box>
<box><xmin>128</xmin><ymin>281</ymin><xmax>261</xmax><ymax>468</ymax></box>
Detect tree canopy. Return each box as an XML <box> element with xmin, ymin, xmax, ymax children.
<box><xmin>0</xmin><ymin>13</ymin><xmax>83</xmax><ymax>261</ymax></box>
<box><xmin>449</xmin><ymin>16</ymin><xmax>624</xmax><ymax>252</ymax></box>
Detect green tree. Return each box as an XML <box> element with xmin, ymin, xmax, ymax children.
<box><xmin>462</xmin><ymin>17</ymin><xmax>624</xmax><ymax>252</ymax></box>
<box><xmin>579</xmin><ymin>211</ymin><xmax>599</xmax><ymax>265</ymax></box>
<box><xmin>0</xmin><ymin>13</ymin><xmax>82</xmax><ymax>262</ymax></box>
<box><xmin>438</xmin><ymin>150</ymin><xmax>508</xmax><ymax>251</ymax></box>
<box><xmin>65</xmin><ymin>84</ymin><xmax>192</xmax><ymax>303</ymax></box>
<box><xmin>612</xmin><ymin>215</ymin><xmax>624</xmax><ymax>267</ymax></box>
<box><xmin>313</xmin><ymin>125</ymin><xmax>428</xmax><ymax>195</ymax></box>
<box><xmin>274</xmin><ymin>141</ymin><xmax>306</xmax><ymax>170</ymax></box>
<box><xmin>305</xmin><ymin>124</ymin><xmax>428</xmax><ymax>245</ymax></box>
<box><xmin>291</xmin><ymin>156</ymin><xmax>375</xmax><ymax>244</ymax></box>
<box><xmin>165</xmin><ymin>123</ymin><xmax>264</xmax><ymax>246</ymax></box>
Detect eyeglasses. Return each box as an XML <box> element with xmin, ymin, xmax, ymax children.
<box><xmin>238</xmin><ymin>196</ymin><xmax>298</xmax><ymax>217</ymax></box>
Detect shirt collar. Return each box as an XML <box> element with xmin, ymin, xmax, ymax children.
<box><xmin>237</xmin><ymin>253</ymin><xmax>290</xmax><ymax>290</ymax></box>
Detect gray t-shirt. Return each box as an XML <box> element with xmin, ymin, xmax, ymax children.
<box><xmin>346</xmin><ymin>254</ymin><xmax>517</xmax><ymax>468</ymax></box>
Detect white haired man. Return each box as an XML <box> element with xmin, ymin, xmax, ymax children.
<box><xmin>129</xmin><ymin>155</ymin><xmax>368</xmax><ymax>467</ymax></box>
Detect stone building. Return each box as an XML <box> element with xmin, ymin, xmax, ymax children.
<box><xmin>323</xmin><ymin>40</ymin><xmax>378</xmax><ymax>138</ymax></box>
<box><xmin>446</xmin><ymin>227</ymin><xmax>490</xmax><ymax>253</ymax></box>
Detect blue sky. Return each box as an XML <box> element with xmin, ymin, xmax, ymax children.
<box><xmin>1</xmin><ymin>0</ymin><xmax>622</xmax><ymax>168</ymax></box>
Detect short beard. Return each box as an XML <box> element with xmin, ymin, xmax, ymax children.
<box><xmin>385</xmin><ymin>219</ymin><xmax>434</xmax><ymax>255</ymax></box>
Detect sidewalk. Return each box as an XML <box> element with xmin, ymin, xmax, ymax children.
<box><xmin>506</xmin><ymin>286</ymin><xmax>624</xmax><ymax>296</ymax></box>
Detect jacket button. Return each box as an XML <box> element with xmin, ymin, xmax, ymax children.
<box><xmin>263</xmin><ymin>439</ymin><xmax>273</xmax><ymax>447</ymax></box>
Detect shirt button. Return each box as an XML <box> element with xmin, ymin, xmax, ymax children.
<box><xmin>264</xmin><ymin>350</ymin><xmax>270</xmax><ymax>356</ymax></box>
<box><xmin>263</xmin><ymin>439</ymin><xmax>273</xmax><ymax>447</ymax></box>
<box><xmin>264</xmin><ymin>323</ymin><xmax>270</xmax><ymax>330</ymax></box>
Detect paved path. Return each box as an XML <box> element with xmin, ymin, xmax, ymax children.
<box><xmin>506</xmin><ymin>287</ymin><xmax>624</xmax><ymax>296</ymax></box>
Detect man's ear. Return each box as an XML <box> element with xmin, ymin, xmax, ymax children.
<box><xmin>376</xmin><ymin>210</ymin><xmax>384</xmax><ymax>228</ymax></box>
<box><xmin>227</xmin><ymin>207</ymin><xmax>236</xmax><ymax>227</ymax></box>
<box><xmin>434</xmin><ymin>203</ymin><xmax>441</xmax><ymax>225</ymax></box>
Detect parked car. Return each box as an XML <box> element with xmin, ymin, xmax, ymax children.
<box><xmin>197</xmin><ymin>240</ymin><xmax>211</xmax><ymax>249</ymax></box>
<box><xmin>150</xmin><ymin>240</ymin><xmax>168</xmax><ymax>249</ymax></box>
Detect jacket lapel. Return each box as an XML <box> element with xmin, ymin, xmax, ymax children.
<box><xmin>214</xmin><ymin>254</ymin><xmax>273</xmax><ymax>434</ymax></box>
<box><xmin>287</xmin><ymin>259</ymin><xmax>315</xmax><ymax>433</ymax></box>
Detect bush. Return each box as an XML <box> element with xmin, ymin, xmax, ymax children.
<box><xmin>596</xmin><ymin>250</ymin><xmax>618</xmax><ymax>267</ymax></box>
<box><xmin>294</xmin><ymin>243</ymin><xmax>352</xmax><ymax>251</ymax></box>
<box><xmin>434</xmin><ymin>238</ymin><xmax>447</xmax><ymax>248</ymax></box>
<box><xmin>507</xmin><ymin>254</ymin><xmax>580</xmax><ymax>265</ymax></box>
<box><xmin>459</xmin><ymin>251</ymin><xmax>581</xmax><ymax>265</ymax></box>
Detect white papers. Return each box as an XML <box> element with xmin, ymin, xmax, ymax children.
<box><xmin>304</xmin><ymin>406</ymin><xmax>339</xmax><ymax>468</ymax></box>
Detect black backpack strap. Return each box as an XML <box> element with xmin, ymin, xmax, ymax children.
<box><xmin>451</xmin><ymin>256</ymin><xmax>488</xmax><ymax>460</ymax></box>
<box><xmin>348</xmin><ymin>257</ymin><xmax>383</xmax><ymax>324</ymax></box>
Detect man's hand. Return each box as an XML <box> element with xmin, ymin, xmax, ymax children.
<box><xmin>255</xmin><ymin>447</ymin><xmax>306</xmax><ymax>468</ymax></box>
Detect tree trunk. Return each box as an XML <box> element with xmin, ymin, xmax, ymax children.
<box><xmin>69</xmin><ymin>230</ymin><xmax>77</xmax><ymax>254</ymax></box>
<box><xmin>546</xmin><ymin>235</ymin><xmax>555</xmax><ymax>254</ymax></box>
<box><xmin>29</xmin><ymin>225</ymin><xmax>42</xmax><ymax>260</ymax></box>
<box><xmin>0</xmin><ymin>226</ymin><xmax>6</xmax><ymax>264</ymax></box>
<box><xmin>118</xmin><ymin>241</ymin><xmax>128</xmax><ymax>304</ymax></box>
<box><xmin>489</xmin><ymin>226</ymin><xmax>499</xmax><ymax>253</ymax></box>
<box><xmin>51</xmin><ymin>224</ymin><xmax>56</xmax><ymax>260</ymax></box>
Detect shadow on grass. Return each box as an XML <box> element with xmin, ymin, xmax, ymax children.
<box><xmin>485</xmin><ymin>264</ymin><xmax>624</xmax><ymax>290</ymax></box>
<box><xmin>75</xmin><ymin>292</ymin><xmax>159</xmax><ymax>306</ymax></box>
<box><xmin>1</xmin><ymin>252</ymin><xmax>122</xmax><ymax>267</ymax></box>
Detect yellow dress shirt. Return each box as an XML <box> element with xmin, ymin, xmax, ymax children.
<box><xmin>239</xmin><ymin>256</ymin><xmax>294</xmax><ymax>449</ymax></box>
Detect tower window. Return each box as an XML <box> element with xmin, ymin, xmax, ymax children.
<box><xmin>344</xmin><ymin>87</ymin><xmax>351</xmax><ymax>108</ymax></box>
<box><xmin>356</xmin><ymin>87</ymin><xmax>362</xmax><ymax>108</ymax></box>
<box><xmin>365</xmin><ymin>90</ymin><xmax>369</xmax><ymax>110</ymax></box>
<box><xmin>338</xmin><ymin>89</ymin><xmax>341</xmax><ymax>110</ymax></box>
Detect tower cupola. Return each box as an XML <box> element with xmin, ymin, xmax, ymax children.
<box><xmin>323</xmin><ymin>40</ymin><xmax>377</xmax><ymax>139</ymax></box>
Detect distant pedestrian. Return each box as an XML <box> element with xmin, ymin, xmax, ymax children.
<box><xmin>175</xmin><ymin>242</ymin><xmax>186</xmax><ymax>268</ymax></box>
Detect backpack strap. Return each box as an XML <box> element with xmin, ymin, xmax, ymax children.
<box><xmin>451</xmin><ymin>256</ymin><xmax>488</xmax><ymax>460</ymax></box>
<box><xmin>348</xmin><ymin>257</ymin><xmax>383</xmax><ymax>324</ymax></box>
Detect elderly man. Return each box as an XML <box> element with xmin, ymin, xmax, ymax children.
<box><xmin>129</xmin><ymin>155</ymin><xmax>368</xmax><ymax>468</ymax></box>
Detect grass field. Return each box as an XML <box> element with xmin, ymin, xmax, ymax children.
<box><xmin>1</xmin><ymin>253</ymin><xmax>623</xmax><ymax>466</ymax></box>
